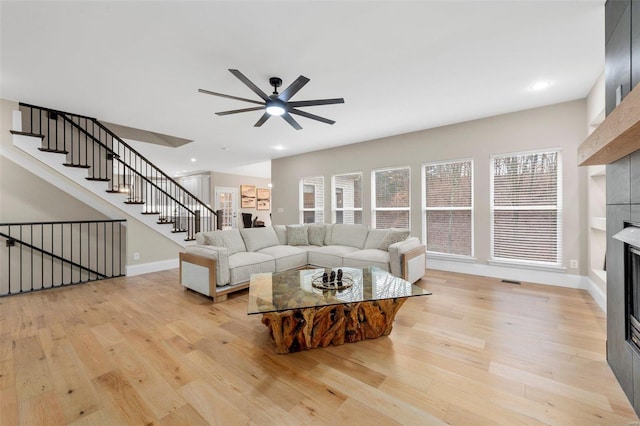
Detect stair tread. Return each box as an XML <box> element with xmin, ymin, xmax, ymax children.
<box><xmin>38</xmin><ymin>147</ymin><xmax>68</xmax><ymax>154</ymax></box>
<box><xmin>85</xmin><ymin>177</ymin><xmax>110</xmax><ymax>182</ymax></box>
<box><xmin>124</xmin><ymin>201</ymin><xmax>145</xmax><ymax>205</ymax></box>
<box><xmin>10</xmin><ymin>130</ymin><xmax>45</xmax><ymax>139</ymax></box>
<box><xmin>141</xmin><ymin>211</ymin><xmax>160</xmax><ymax>215</ymax></box>
<box><xmin>63</xmin><ymin>163</ymin><xmax>91</xmax><ymax>169</ymax></box>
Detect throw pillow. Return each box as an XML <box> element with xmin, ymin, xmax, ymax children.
<box><xmin>196</xmin><ymin>231</ymin><xmax>215</xmax><ymax>245</ymax></box>
<box><xmin>210</xmin><ymin>232</ymin><xmax>225</xmax><ymax>248</ymax></box>
<box><xmin>286</xmin><ymin>225</ymin><xmax>309</xmax><ymax>246</ymax></box>
<box><xmin>307</xmin><ymin>224</ymin><xmax>326</xmax><ymax>246</ymax></box>
<box><xmin>378</xmin><ymin>228</ymin><xmax>410</xmax><ymax>251</ymax></box>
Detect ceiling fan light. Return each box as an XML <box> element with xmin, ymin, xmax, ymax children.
<box><xmin>266</xmin><ymin>100</ymin><xmax>285</xmax><ymax>116</ymax></box>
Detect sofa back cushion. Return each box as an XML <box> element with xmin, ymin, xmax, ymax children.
<box><xmin>286</xmin><ymin>225</ymin><xmax>309</xmax><ymax>246</ymax></box>
<box><xmin>307</xmin><ymin>224</ymin><xmax>326</xmax><ymax>246</ymax></box>
<box><xmin>240</xmin><ymin>227</ymin><xmax>280</xmax><ymax>252</ymax></box>
<box><xmin>328</xmin><ymin>224</ymin><xmax>369</xmax><ymax>249</ymax></box>
<box><xmin>273</xmin><ymin>225</ymin><xmax>287</xmax><ymax>245</ymax></box>
<box><xmin>323</xmin><ymin>224</ymin><xmax>334</xmax><ymax>245</ymax></box>
<box><xmin>220</xmin><ymin>229</ymin><xmax>247</xmax><ymax>254</ymax></box>
<box><xmin>364</xmin><ymin>229</ymin><xmax>390</xmax><ymax>249</ymax></box>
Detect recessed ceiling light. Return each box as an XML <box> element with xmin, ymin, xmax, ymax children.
<box><xmin>529</xmin><ymin>80</ymin><xmax>552</xmax><ymax>91</ymax></box>
<box><xmin>220</xmin><ymin>147</ymin><xmax>229</xmax><ymax>151</ymax></box>
<box><xmin>274</xmin><ymin>145</ymin><xmax>285</xmax><ymax>151</ymax></box>
<box><xmin>190</xmin><ymin>158</ymin><xmax>196</xmax><ymax>162</ymax></box>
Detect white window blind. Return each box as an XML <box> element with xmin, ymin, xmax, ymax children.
<box><xmin>332</xmin><ymin>173</ymin><xmax>363</xmax><ymax>224</ymax></box>
<box><xmin>490</xmin><ymin>150</ymin><xmax>562</xmax><ymax>266</ymax></box>
<box><xmin>300</xmin><ymin>176</ymin><xmax>324</xmax><ymax>224</ymax></box>
<box><xmin>424</xmin><ymin>159</ymin><xmax>473</xmax><ymax>256</ymax></box>
<box><xmin>372</xmin><ymin>167</ymin><xmax>410</xmax><ymax>229</ymax></box>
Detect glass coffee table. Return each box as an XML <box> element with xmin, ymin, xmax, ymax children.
<box><xmin>248</xmin><ymin>266</ymin><xmax>431</xmax><ymax>354</ymax></box>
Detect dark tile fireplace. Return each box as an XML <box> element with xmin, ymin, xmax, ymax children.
<box><xmin>607</xmin><ymin>152</ymin><xmax>640</xmax><ymax>415</ymax></box>
<box><xmin>614</xmin><ymin>224</ymin><xmax>640</xmax><ymax>353</ymax></box>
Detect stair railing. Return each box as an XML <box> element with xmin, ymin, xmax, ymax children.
<box><xmin>0</xmin><ymin>220</ymin><xmax>126</xmax><ymax>296</ymax></box>
<box><xmin>14</xmin><ymin>103</ymin><xmax>217</xmax><ymax>240</ymax></box>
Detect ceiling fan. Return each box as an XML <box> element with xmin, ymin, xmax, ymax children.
<box><xmin>198</xmin><ymin>69</ymin><xmax>344</xmax><ymax>130</ymax></box>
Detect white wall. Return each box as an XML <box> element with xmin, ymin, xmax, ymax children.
<box><xmin>272</xmin><ymin>100</ymin><xmax>588</xmax><ymax>276</ymax></box>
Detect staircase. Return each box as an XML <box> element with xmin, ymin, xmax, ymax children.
<box><xmin>10</xmin><ymin>103</ymin><xmax>217</xmax><ymax>246</ymax></box>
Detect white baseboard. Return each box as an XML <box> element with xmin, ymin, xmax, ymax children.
<box><xmin>583</xmin><ymin>276</ymin><xmax>606</xmax><ymax>313</ymax></box>
<box><xmin>126</xmin><ymin>258</ymin><xmax>179</xmax><ymax>276</ymax></box>
<box><xmin>427</xmin><ymin>258</ymin><xmax>606</xmax><ymax>313</ymax></box>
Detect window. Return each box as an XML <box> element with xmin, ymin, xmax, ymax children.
<box><xmin>490</xmin><ymin>149</ymin><xmax>562</xmax><ymax>266</ymax></box>
<box><xmin>372</xmin><ymin>167</ymin><xmax>410</xmax><ymax>229</ymax></box>
<box><xmin>423</xmin><ymin>159</ymin><xmax>473</xmax><ymax>256</ymax></box>
<box><xmin>332</xmin><ymin>173</ymin><xmax>362</xmax><ymax>224</ymax></box>
<box><xmin>300</xmin><ymin>176</ymin><xmax>324</xmax><ymax>223</ymax></box>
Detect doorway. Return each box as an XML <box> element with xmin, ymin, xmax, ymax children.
<box><xmin>214</xmin><ymin>187</ymin><xmax>238</xmax><ymax>229</ymax></box>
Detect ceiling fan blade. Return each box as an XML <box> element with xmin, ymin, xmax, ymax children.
<box><xmin>287</xmin><ymin>98</ymin><xmax>345</xmax><ymax>107</ymax></box>
<box><xmin>215</xmin><ymin>106</ymin><xmax>265</xmax><ymax>116</ymax></box>
<box><xmin>281</xmin><ymin>112</ymin><xmax>302</xmax><ymax>130</ymax></box>
<box><xmin>229</xmin><ymin>69</ymin><xmax>269</xmax><ymax>101</ymax></box>
<box><xmin>289</xmin><ymin>108</ymin><xmax>336</xmax><ymax>125</ymax></box>
<box><xmin>198</xmin><ymin>88</ymin><xmax>264</xmax><ymax>106</ymax></box>
<box><xmin>278</xmin><ymin>75</ymin><xmax>310</xmax><ymax>101</ymax></box>
<box><xmin>254</xmin><ymin>112</ymin><xmax>271</xmax><ymax>127</ymax></box>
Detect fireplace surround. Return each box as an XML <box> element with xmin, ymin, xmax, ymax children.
<box><xmin>605</xmin><ymin>152</ymin><xmax>640</xmax><ymax>415</ymax></box>
<box><xmin>614</xmin><ymin>224</ymin><xmax>640</xmax><ymax>353</ymax></box>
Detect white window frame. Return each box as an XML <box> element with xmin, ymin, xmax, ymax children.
<box><xmin>371</xmin><ymin>166</ymin><xmax>411</xmax><ymax>230</ymax></box>
<box><xmin>299</xmin><ymin>176</ymin><xmax>324</xmax><ymax>224</ymax></box>
<box><xmin>422</xmin><ymin>158</ymin><xmax>474</xmax><ymax>259</ymax></box>
<box><xmin>489</xmin><ymin>148</ymin><xmax>563</xmax><ymax>270</ymax></box>
<box><xmin>331</xmin><ymin>172</ymin><xmax>363</xmax><ymax>224</ymax></box>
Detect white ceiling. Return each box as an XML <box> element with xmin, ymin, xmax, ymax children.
<box><xmin>1</xmin><ymin>1</ymin><xmax>604</xmax><ymax>178</ymax></box>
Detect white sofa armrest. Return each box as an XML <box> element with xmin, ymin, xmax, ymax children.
<box><xmin>388</xmin><ymin>237</ymin><xmax>426</xmax><ymax>283</ymax></box>
<box><xmin>184</xmin><ymin>245</ymin><xmax>231</xmax><ymax>286</ymax></box>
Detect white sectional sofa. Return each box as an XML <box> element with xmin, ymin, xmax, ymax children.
<box><xmin>179</xmin><ymin>224</ymin><xmax>426</xmax><ymax>302</ymax></box>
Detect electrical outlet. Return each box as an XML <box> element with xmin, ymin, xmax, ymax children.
<box><xmin>133</xmin><ymin>252</ymin><xmax>140</xmax><ymax>261</ymax></box>
<box><xmin>570</xmin><ymin>259</ymin><xmax>578</xmax><ymax>269</ymax></box>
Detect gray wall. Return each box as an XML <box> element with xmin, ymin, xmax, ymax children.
<box><xmin>272</xmin><ymin>100</ymin><xmax>588</xmax><ymax>274</ymax></box>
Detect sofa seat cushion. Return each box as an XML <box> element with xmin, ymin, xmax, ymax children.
<box><xmin>257</xmin><ymin>245</ymin><xmax>308</xmax><ymax>272</ymax></box>
<box><xmin>228</xmin><ymin>252</ymin><xmax>275</xmax><ymax>285</ymax></box>
<box><xmin>307</xmin><ymin>245</ymin><xmax>359</xmax><ymax>268</ymax></box>
<box><xmin>342</xmin><ymin>249</ymin><xmax>391</xmax><ymax>271</ymax></box>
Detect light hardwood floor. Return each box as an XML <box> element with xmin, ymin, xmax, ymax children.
<box><xmin>0</xmin><ymin>268</ymin><xmax>639</xmax><ymax>425</ymax></box>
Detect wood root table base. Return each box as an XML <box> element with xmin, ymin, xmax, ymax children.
<box><xmin>260</xmin><ymin>298</ymin><xmax>407</xmax><ymax>354</ymax></box>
